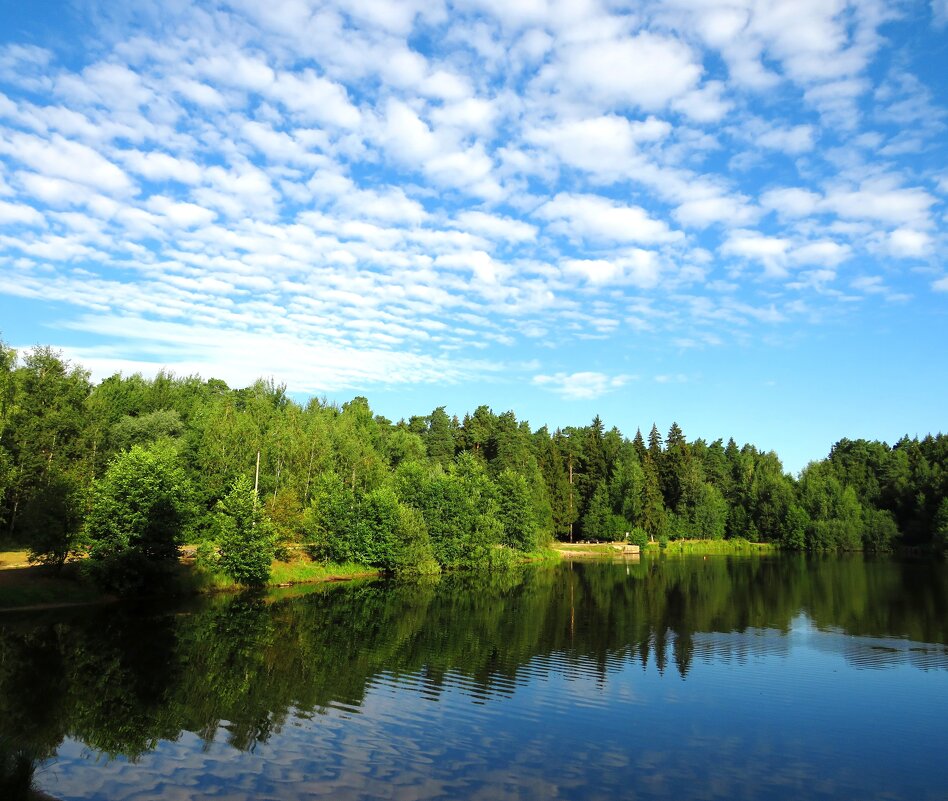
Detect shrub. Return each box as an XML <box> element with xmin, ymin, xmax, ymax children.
<box><xmin>627</xmin><ymin>527</ymin><xmax>648</xmax><ymax>548</ymax></box>
<box><xmin>85</xmin><ymin>442</ymin><xmax>192</xmax><ymax>594</ymax></box>
<box><xmin>213</xmin><ymin>475</ymin><xmax>275</xmax><ymax>587</ymax></box>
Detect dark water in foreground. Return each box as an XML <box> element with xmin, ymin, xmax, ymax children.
<box><xmin>2</xmin><ymin>555</ymin><xmax>947</xmax><ymax>801</ymax></box>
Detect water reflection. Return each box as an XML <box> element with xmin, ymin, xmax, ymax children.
<box><xmin>1</xmin><ymin>555</ymin><xmax>946</xmax><ymax>800</ymax></box>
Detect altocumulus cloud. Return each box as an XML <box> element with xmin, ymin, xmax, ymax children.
<box><xmin>0</xmin><ymin>0</ymin><xmax>943</xmax><ymax>396</ymax></box>
<box><xmin>533</xmin><ymin>372</ymin><xmax>635</xmax><ymax>401</ymax></box>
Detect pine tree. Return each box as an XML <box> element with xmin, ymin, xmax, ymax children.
<box><xmin>639</xmin><ymin>453</ymin><xmax>666</xmax><ymax>539</ymax></box>
<box><xmin>661</xmin><ymin>421</ymin><xmax>691</xmax><ymax>511</ymax></box>
<box><xmin>632</xmin><ymin>428</ymin><xmax>647</xmax><ymax>463</ymax></box>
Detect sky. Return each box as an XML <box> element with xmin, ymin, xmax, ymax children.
<box><xmin>0</xmin><ymin>0</ymin><xmax>945</xmax><ymax>473</ymax></box>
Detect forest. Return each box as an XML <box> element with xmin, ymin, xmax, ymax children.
<box><xmin>1</xmin><ymin>343</ymin><xmax>946</xmax><ymax>588</ymax></box>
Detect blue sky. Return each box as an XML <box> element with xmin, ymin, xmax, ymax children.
<box><xmin>0</xmin><ymin>0</ymin><xmax>945</xmax><ymax>473</ymax></box>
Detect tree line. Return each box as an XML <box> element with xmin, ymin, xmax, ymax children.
<box><xmin>0</xmin><ymin>343</ymin><xmax>946</xmax><ymax>587</ymax></box>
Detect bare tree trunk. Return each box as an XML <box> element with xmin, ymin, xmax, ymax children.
<box><xmin>254</xmin><ymin>450</ymin><xmax>260</xmax><ymax>501</ymax></box>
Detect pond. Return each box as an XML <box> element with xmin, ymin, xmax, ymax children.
<box><xmin>2</xmin><ymin>554</ymin><xmax>947</xmax><ymax>800</ymax></box>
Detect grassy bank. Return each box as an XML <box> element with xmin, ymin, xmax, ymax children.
<box><xmin>649</xmin><ymin>538</ymin><xmax>777</xmax><ymax>555</ymax></box>
<box><xmin>0</xmin><ymin>563</ymin><xmax>108</xmax><ymax>610</ymax></box>
<box><xmin>0</xmin><ymin>546</ymin><xmax>563</xmax><ymax>611</ymax></box>
<box><xmin>0</xmin><ymin>552</ymin><xmax>380</xmax><ymax>612</ymax></box>
<box><xmin>553</xmin><ymin>539</ymin><xmax>777</xmax><ymax>558</ymax></box>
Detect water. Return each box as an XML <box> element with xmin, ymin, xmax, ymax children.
<box><xmin>2</xmin><ymin>554</ymin><xmax>947</xmax><ymax>800</ymax></box>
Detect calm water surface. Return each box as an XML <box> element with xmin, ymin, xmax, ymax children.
<box><xmin>2</xmin><ymin>555</ymin><xmax>947</xmax><ymax>800</ymax></box>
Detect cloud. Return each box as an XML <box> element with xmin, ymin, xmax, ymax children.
<box><xmin>119</xmin><ymin>150</ymin><xmax>203</xmax><ymax>184</ymax></box>
<box><xmin>760</xmin><ymin>187</ymin><xmax>821</xmax><ymax>218</ymax></box>
<box><xmin>57</xmin><ymin>314</ymin><xmax>494</xmax><ymax>393</ymax></box>
<box><xmin>0</xmin><ymin>0</ymin><xmax>944</xmax><ymax>398</ymax></box>
<box><xmin>0</xmin><ymin>132</ymin><xmax>132</xmax><ymax>194</ymax></box>
<box><xmin>886</xmin><ymin>228</ymin><xmax>932</xmax><ymax>258</ymax></box>
<box><xmin>453</xmin><ymin>211</ymin><xmax>536</xmax><ymax>243</ymax></box>
<box><xmin>537</xmin><ymin>193</ymin><xmax>681</xmax><ymax>245</ymax></box>
<box><xmin>755</xmin><ymin>124</ymin><xmax>816</xmax><ymax>154</ymax></box>
<box><xmin>526</xmin><ymin>115</ymin><xmax>666</xmax><ymax>176</ymax></box>
<box><xmin>722</xmin><ymin>230</ymin><xmax>791</xmax><ymax>276</ymax></box>
<box><xmin>547</xmin><ymin>32</ymin><xmax>703</xmax><ymax>111</ymax></box>
<box><xmin>822</xmin><ymin>179</ymin><xmax>936</xmax><ymax>227</ymax></box>
<box><xmin>935</xmin><ymin>0</ymin><xmax>948</xmax><ymax>27</ymax></box>
<box><xmin>533</xmin><ymin>371</ymin><xmax>633</xmax><ymax>400</ymax></box>
<box><xmin>269</xmin><ymin>70</ymin><xmax>361</xmax><ymax>128</ymax></box>
<box><xmin>674</xmin><ymin>192</ymin><xmax>758</xmax><ymax>229</ymax></box>
<box><xmin>561</xmin><ymin>250</ymin><xmax>662</xmax><ymax>288</ymax></box>
<box><xmin>0</xmin><ymin>200</ymin><xmax>44</xmax><ymax>226</ymax></box>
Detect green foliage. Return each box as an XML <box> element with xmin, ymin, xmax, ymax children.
<box><xmin>627</xmin><ymin>527</ymin><xmax>648</xmax><ymax>548</ymax></box>
<box><xmin>2</xmin><ymin>341</ymin><xmax>947</xmax><ymax>566</ymax></box>
<box><xmin>85</xmin><ymin>442</ymin><xmax>192</xmax><ymax>593</ymax></box>
<box><xmin>264</xmin><ymin>487</ymin><xmax>303</xmax><ymax>560</ymax></box>
<box><xmin>496</xmin><ymin>469</ymin><xmax>539</xmax><ymax>550</ymax></box>
<box><xmin>391</xmin><ymin>504</ymin><xmax>439</xmax><ymax>575</ymax></box>
<box><xmin>781</xmin><ymin>504</ymin><xmax>810</xmax><ymax>550</ymax></box>
<box><xmin>861</xmin><ymin>507</ymin><xmax>899</xmax><ymax>553</ymax></box>
<box><xmin>639</xmin><ymin>454</ymin><xmax>667</xmax><ymax>540</ymax></box>
<box><xmin>303</xmin><ymin>470</ymin><xmax>356</xmax><ymax>563</ymax></box>
<box><xmin>355</xmin><ymin>485</ymin><xmax>401</xmax><ymax>569</ymax></box>
<box><xmin>212</xmin><ymin>475</ymin><xmax>275</xmax><ymax>586</ymax></box>
<box><xmin>22</xmin><ymin>471</ymin><xmax>84</xmax><ymax>567</ymax></box>
<box><xmin>581</xmin><ymin>481</ymin><xmax>612</xmax><ymax>540</ymax></box>
<box><xmin>110</xmin><ymin>409</ymin><xmax>183</xmax><ymax>451</ymax></box>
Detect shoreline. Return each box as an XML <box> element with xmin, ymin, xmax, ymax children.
<box><xmin>0</xmin><ymin>547</ymin><xmax>563</xmax><ymax>613</ymax></box>
<box><xmin>0</xmin><ymin>539</ymin><xmax>851</xmax><ymax>613</ymax></box>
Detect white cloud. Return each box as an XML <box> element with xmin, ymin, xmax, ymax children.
<box><xmin>146</xmin><ymin>196</ymin><xmax>216</xmax><ymax>228</ymax></box>
<box><xmin>823</xmin><ymin>179</ymin><xmax>936</xmax><ymax>227</ymax></box>
<box><xmin>379</xmin><ymin>98</ymin><xmax>438</xmax><ymax>164</ymax></box>
<box><xmin>755</xmin><ymin>124</ymin><xmax>816</xmax><ymax>154</ymax></box>
<box><xmin>562</xmin><ymin>250</ymin><xmax>661</xmax><ymax>288</ymax></box>
<box><xmin>0</xmin><ymin>132</ymin><xmax>132</xmax><ymax>194</ymax></box>
<box><xmin>548</xmin><ymin>32</ymin><xmax>703</xmax><ymax>111</ymax></box>
<box><xmin>722</xmin><ymin>230</ymin><xmax>791</xmax><ymax>276</ymax></box>
<box><xmin>671</xmin><ymin>80</ymin><xmax>732</xmax><ymax>122</ymax></box>
<box><xmin>538</xmin><ymin>193</ymin><xmax>680</xmax><ymax>245</ymax></box>
<box><xmin>760</xmin><ymin>187</ymin><xmax>821</xmax><ymax>218</ymax></box>
<box><xmin>57</xmin><ymin>314</ymin><xmax>492</xmax><ymax>393</ymax></box>
<box><xmin>533</xmin><ymin>370</ymin><xmax>632</xmax><ymax>400</ymax></box>
<box><xmin>887</xmin><ymin>228</ymin><xmax>932</xmax><ymax>258</ymax></box>
<box><xmin>431</xmin><ymin>97</ymin><xmax>497</xmax><ymax>135</ymax></box>
<box><xmin>269</xmin><ymin>70</ymin><xmax>361</xmax><ymax>128</ymax></box>
<box><xmin>0</xmin><ymin>200</ymin><xmax>44</xmax><ymax>226</ymax></box>
<box><xmin>526</xmin><ymin>114</ymin><xmax>668</xmax><ymax>176</ymax></box>
<box><xmin>0</xmin><ymin>0</ymin><xmax>943</xmax><ymax>397</ymax></box>
<box><xmin>674</xmin><ymin>192</ymin><xmax>757</xmax><ymax>229</ymax></box>
<box><xmin>453</xmin><ymin>211</ymin><xmax>536</xmax><ymax>243</ymax></box>
<box><xmin>118</xmin><ymin>150</ymin><xmax>203</xmax><ymax>184</ymax></box>
<box><xmin>790</xmin><ymin>240</ymin><xmax>851</xmax><ymax>267</ymax></box>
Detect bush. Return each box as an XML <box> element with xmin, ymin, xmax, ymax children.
<box><xmin>861</xmin><ymin>507</ymin><xmax>899</xmax><ymax>553</ymax></box>
<box><xmin>488</xmin><ymin>544</ymin><xmax>517</xmax><ymax>571</ymax></box>
<box><xmin>392</xmin><ymin>505</ymin><xmax>439</xmax><ymax>576</ymax></box>
<box><xmin>85</xmin><ymin>442</ymin><xmax>192</xmax><ymax>594</ymax></box>
<box><xmin>627</xmin><ymin>527</ymin><xmax>648</xmax><ymax>548</ymax></box>
<box><xmin>213</xmin><ymin>475</ymin><xmax>275</xmax><ymax>587</ymax></box>
<box><xmin>22</xmin><ymin>471</ymin><xmax>84</xmax><ymax>568</ymax></box>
